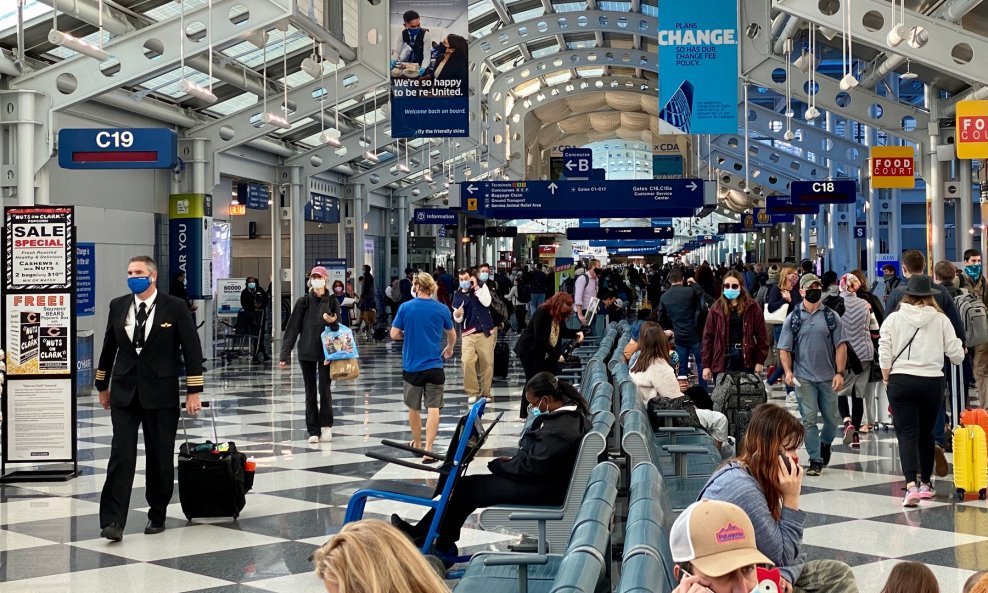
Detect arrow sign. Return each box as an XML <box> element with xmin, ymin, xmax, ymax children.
<box><xmin>466</xmin><ymin>184</ymin><xmax>478</xmax><ymax>194</ymax></box>
<box><xmin>562</xmin><ymin>148</ymin><xmax>593</xmax><ymax>177</ymax></box>
<box><xmin>567</xmin><ymin>226</ymin><xmax>675</xmax><ymax>240</ymax></box>
<box><xmin>463</xmin><ymin>179</ymin><xmax>703</xmax><ymax>219</ymax></box>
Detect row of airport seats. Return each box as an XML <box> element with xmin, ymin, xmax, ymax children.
<box><xmin>457</xmin><ymin>322</ymin><xmax>723</xmax><ymax>592</ymax></box>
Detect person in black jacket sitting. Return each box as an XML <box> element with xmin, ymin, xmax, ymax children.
<box><xmin>391</xmin><ymin>372</ymin><xmax>590</xmax><ymax>552</ymax></box>
<box><xmin>514</xmin><ymin>293</ymin><xmax>584</xmax><ymax>418</ymax></box>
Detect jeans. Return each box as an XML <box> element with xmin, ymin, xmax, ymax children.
<box><xmin>675</xmin><ymin>342</ymin><xmax>705</xmax><ymax>387</ymax></box>
<box><xmin>529</xmin><ymin>293</ymin><xmax>546</xmax><ymax>318</ymax></box>
<box><xmin>887</xmin><ymin>374</ymin><xmax>943</xmax><ymax>484</ymax></box>
<box><xmin>794</xmin><ymin>379</ymin><xmax>841</xmax><ymax>462</ymax></box>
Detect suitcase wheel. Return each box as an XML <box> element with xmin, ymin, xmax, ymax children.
<box><xmin>185</xmin><ymin>515</ymin><xmax>192</xmax><ymax>522</ymax></box>
<box><xmin>980</xmin><ymin>489</ymin><xmax>987</xmax><ymax>501</ymax></box>
<box><xmin>957</xmin><ymin>489</ymin><xmax>967</xmax><ymax>501</ymax></box>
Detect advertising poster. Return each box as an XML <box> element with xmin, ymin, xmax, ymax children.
<box><xmin>6</xmin><ymin>294</ymin><xmax>72</xmax><ymax>376</ymax></box>
<box><xmin>6</xmin><ymin>378</ymin><xmax>74</xmax><ymax>462</ymax></box>
<box><xmin>217</xmin><ymin>278</ymin><xmax>247</xmax><ymax>318</ymax></box>
<box><xmin>389</xmin><ymin>0</ymin><xmax>469</xmax><ymax>138</ymax></box>
<box><xmin>76</xmin><ymin>243</ymin><xmax>96</xmax><ymax>317</ymax></box>
<box><xmin>5</xmin><ymin>206</ymin><xmax>74</xmax><ymax>290</ymax></box>
<box><xmin>169</xmin><ymin>194</ymin><xmax>211</xmax><ymax>299</ymax></box>
<box><xmin>658</xmin><ymin>0</ymin><xmax>739</xmax><ymax>134</ymax></box>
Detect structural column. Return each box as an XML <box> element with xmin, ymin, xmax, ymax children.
<box><xmin>190</xmin><ymin>138</ymin><xmax>212</xmax><ymax>355</ymax></box>
<box><xmin>958</xmin><ymin>159</ymin><xmax>974</xmax><ymax>255</ymax></box>
<box><xmin>16</xmin><ymin>91</ymin><xmax>37</xmax><ymax>206</ymax></box>
<box><xmin>271</xmin><ymin>183</ymin><xmax>283</xmax><ymax>343</ymax></box>
<box><xmin>926</xmin><ymin>85</ymin><xmax>945</xmax><ymax>268</ymax></box>
<box><xmin>384</xmin><ymin>192</ymin><xmax>394</xmax><ymax>278</ymax></box>
<box><xmin>290</xmin><ymin>167</ymin><xmax>305</xmax><ymax>304</ymax></box>
<box><xmin>397</xmin><ymin>193</ymin><xmax>409</xmax><ymax>274</ymax></box>
<box><xmin>865</xmin><ymin>127</ymin><xmax>879</xmax><ymax>283</ymax></box>
<box><xmin>352</xmin><ymin>183</ymin><xmax>366</xmax><ymax>280</ymax></box>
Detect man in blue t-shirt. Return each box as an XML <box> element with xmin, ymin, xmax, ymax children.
<box><xmin>391</xmin><ymin>272</ymin><xmax>456</xmax><ymax>462</ymax></box>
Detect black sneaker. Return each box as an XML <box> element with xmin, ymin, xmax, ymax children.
<box><xmin>806</xmin><ymin>461</ymin><xmax>824</xmax><ymax>476</ymax></box>
<box><xmin>821</xmin><ymin>443</ymin><xmax>832</xmax><ymax>467</ymax></box>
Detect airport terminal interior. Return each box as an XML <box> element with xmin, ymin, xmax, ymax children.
<box><xmin>6</xmin><ymin>0</ymin><xmax>988</xmax><ymax>591</ymax></box>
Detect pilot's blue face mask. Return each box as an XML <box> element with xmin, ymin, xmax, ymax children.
<box><xmin>128</xmin><ymin>276</ymin><xmax>152</xmax><ymax>294</ymax></box>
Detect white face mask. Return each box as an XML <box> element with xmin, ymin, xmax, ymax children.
<box><xmin>311</xmin><ymin>278</ymin><xmax>326</xmax><ymax>290</ymax></box>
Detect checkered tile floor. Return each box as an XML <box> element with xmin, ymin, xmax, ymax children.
<box><xmin>0</xmin><ymin>336</ymin><xmax>985</xmax><ymax>592</ymax></box>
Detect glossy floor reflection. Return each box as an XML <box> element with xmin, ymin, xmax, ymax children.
<box><xmin>0</xmin><ymin>336</ymin><xmax>985</xmax><ymax>592</ymax></box>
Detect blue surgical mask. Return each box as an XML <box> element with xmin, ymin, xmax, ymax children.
<box><xmin>248</xmin><ymin>282</ymin><xmax>256</xmax><ymax>290</ymax></box>
<box><xmin>479</xmin><ymin>272</ymin><xmax>490</xmax><ymax>282</ymax></box>
<box><xmin>724</xmin><ymin>288</ymin><xmax>741</xmax><ymax>300</ymax></box>
<box><xmin>459</xmin><ymin>280</ymin><xmax>472</xmax><ymax>290</ymax></box>
<box><xmin>967</xmin><ymin>264</ymin><xmax>983</xmax><ymax>282</ymax></box>
<box><xmin>127</xmin><ymin>276</ymin><xmax>152</xmax><ymax>294</ymax></box>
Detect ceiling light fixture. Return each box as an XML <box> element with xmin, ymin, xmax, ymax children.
<box><xmin>901</xmin><ymin>58</ymin><xmax>918</xmax><ymax>80</ymax></box>
<box><xmin>364</xmin><ymin>85</ymin><xmax>380</xmax><ymax>162</ymax></box>
<box><xmin>301</xmin><ymin>38</ymin><xmax>323</xmax><ymax>79</ymax></box>
<box><xmin>838</xmin><ymin>0</ymin><xmax>858</xmax><ymax>91</ymax></box>
<box><xmin>48</xmin><ymin>30</ymin><xmax>109</xmax><ymax>60</ymax></box>
<box><xmin>317</xmin><ymin>43</ymin><xmax>343</xmax><ymax>147</ymax></box>
<box><xmin>244</xmin><ymin>29</ymin><xmax>269</xmax><ymax>49</ymax></box>
<box><xmin>804</xmin><ymin>24</ymin><xmax>820</xmax><ymax>121</ymax></box>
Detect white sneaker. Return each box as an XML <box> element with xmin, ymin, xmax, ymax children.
<box><xmin>320</xmin><ymin>427</ymin><xmax>333</xmax><ymax>442</ymax></box>
<box><xmin>785</xmin><ymin>394</ymin><xmax>798</xmax><ymax>407</ymax></box>
<box><xmin>467</xmin><ymin>396</ymin><xmax>478</xmax><ymax>404</ymax></box>
<box><xmin>308</xmin><ymin>435</ymin><xmax>320</xmax><ymax>444</ymax></box>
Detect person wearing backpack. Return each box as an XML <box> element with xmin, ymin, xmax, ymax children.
<box><xmin>834</xmin><ymin>273</ymin><xmax>876</xmax><ymax>450</ymax></box>
<box><xmin>777</xmin><ymin>274</ymin><xmax>850</xmax><ymax>477</ymax></box>
<box><xmin>961</xmin><ymin>249</ymin><xmax>988</xmax><ymax>409</ymax></box>
<box><xmin>879</xmin><ymin>274</ymin><xmax>965</xmax><ymax>507</ymax></box>
<box><xmin>573</xmin><ymin>259</ymin><xmax>600</xmax><ymax>332</ymax></box>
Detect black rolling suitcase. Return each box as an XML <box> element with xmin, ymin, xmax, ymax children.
<box><xmin>494</xmin><ymin>332</ymin><xmax>510</xmax><ymax>379</ymax></box>
<box><xmin>713</xmin><ymin>372</ymin><xmax>768</xmax><ymax>450</ymax></box>
<box><xmin>373</xmin><ymin>320</ymin><xmax>388</xmax><ymax>342</ymax></box>
<box><xmin>178</xmin><ymin>402</ymin><xmax>253</xmax><ymax>521</ymax></box>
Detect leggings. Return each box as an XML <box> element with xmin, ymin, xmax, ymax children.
<box><xmin>887</xmin><ymin>374</ymin><xmax>943</xmax><ymax>485</ymax></box>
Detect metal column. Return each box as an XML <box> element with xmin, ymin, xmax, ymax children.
<box><xmin>271</xmin><ymin>185</ymin><xmax>283</xmax><ymax>344</ymax></box>
<box><xmin>866</xmin><ymin>126</ymin><xmax>880</xmax><ymax>283</ymax></box>
<box><xmin>190</xmin><ymin>138</ymin><xmax>212</xmax><ymax>355</ymax></box>
<box><xmin>926</xmin><ymin>85</ymin><xmax>945</xmax><ymax>269</ymax></box>
<box><xmin>352</xmin><ymin>183</ymin><xmax>366</xmax><ymax>280</ymax></box>
<box><xmin>290</xmin><ymin>168</ymin><xmax>305</xmax><ymax>304</ymax></box>
<box><xmin>397</xmin><ymin>194</ymin><xmax>409</xmax><ymax>274</ymax></box>
<box><xmin>16</xmin><ymin>91</ymin><xmax>37</xmax><ymax>206</ymax></box>
<box><xmin>384</xmin><ymin>192</ymin><xmax>394</xmax><ymax>278</ymax></box>
<box><xmin>959</xmin><ymin>159</ymin><xmax>974</xmax><ymax>255</ymax></box>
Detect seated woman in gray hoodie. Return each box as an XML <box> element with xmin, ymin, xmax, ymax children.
<box><xmin>699</xmin><ymin>404</ymin><xmax>859</xmax><ymax>593</ymax></box>
<box><xmin>879</xmin><ymin>274</ymin><xmax>965</xmax><ymax>508</ymax></box>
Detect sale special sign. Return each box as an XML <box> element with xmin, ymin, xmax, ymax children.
<box><xmin>870</xmin><ymin>146</ymin><xmax>916</xmax><ymax>189</ymax></box>
<box><xmin>5</xmin><ymin>206</ymin><xmax>74</xmax><ymax>290</ymax></box>
<box><xmin>956</xmin><ymin>100</ymin><xmax>988</xmax><ymax>159</ymax></box>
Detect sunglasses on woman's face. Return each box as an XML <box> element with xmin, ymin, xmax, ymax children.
<box><xmin>723</xmin><ymin>283</ymin><xmax>741</xmax><ymax>289</ymax></box>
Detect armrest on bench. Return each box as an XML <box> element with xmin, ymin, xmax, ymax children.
<box><xmin>655</xmin><ymin>426</ymin><xmax>699</xmax><ymax>444</ymax></box>
<box><xmin>481</xmin><ymin>554</ymin><xmax>552</xmax><ymax>593</ymax></box>
<box><xmin>508</xmin><ymin>510</ymin><xmax>565</xmax><ymax>554</ymax></box>
<box><xmin>661</xmin><ymin>445</ymin><xmax>714</xmax><ymax>477</ymax></box>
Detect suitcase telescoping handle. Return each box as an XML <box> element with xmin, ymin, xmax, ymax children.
<box><xmin>179</xmin><ymin>401</ymin><xmax>218</xmax><ymax>452</ymax></box>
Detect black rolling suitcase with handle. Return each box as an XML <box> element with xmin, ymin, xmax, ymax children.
<box><xmin>713</xmin><ymin>372</ymin><xmax>768</xmax><ymax>450</ymax></box>
<box><xmin>494</xmin><ymin>331</ymin><xmax>510</xmax><ymax>379</ymax></box>
<box><xmin>177</xmin><ymin>402</ymin><xmax>253</xmax><ymax>521</ymax></box>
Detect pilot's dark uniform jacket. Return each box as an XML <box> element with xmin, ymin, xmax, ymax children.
<box><xmin>95</xmin><ymin>291</ymin><xmax>204</xmax><ymax>530</ymax></box>
<box><xmin>404</xmin><ymin>405</ymin><xmax>590</xmax><ymax>548</ymax></box>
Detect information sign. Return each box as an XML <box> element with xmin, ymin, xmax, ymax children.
<box><xmin>790</xmin><ymin>180</ymin><xmax>857</xmax><ymax>205</ymax></box>
<box><xmin>767</xmin><ymin>194</ymin><xmax>818</xmax><ymax>215</ymax></box>
<box><xmin>870</xmin><ymin>146</ymin><xmax>915</xmax><ymax>189</ymax></box>
<box><xmin>76</xmin><ymin>243</ymin><xmax>95</xmax><ymax>317</ymax></box>
<box><xmin>237</xmin><ymin>183</ymin><xmax>270</xmax><ymax>210</ymax></box>
<box><xmin>562</xmin><ymin>148</ymin><xmax>593</xmax><ymax>177</ymax></box>
<box><xmin>57</xmin><ymin>128</ymin><xmax>178</xmax><ymax>169</ymax></box>
<box><xmin>306</xmin><ymin>193</ymin><xmax>340</xmax><ymax>224</ymax></box>
<box><xmin>579</xmin><ymin>218</ymin><xmax>600</xmax><ymax>227</ymax></box>
<box><xmin>854</xmin><ymin>225</ymin><xmax>867</xmax><ymax>239</ymax></box>
<box><xmin>462</xmin><ymin>179</ymin><xmax>703</xmax><ymax>219</ymax></box>
<box><xmin>316</xmin><ymin>258</ymin><xmax>347</xmax><ymax>288</ymax></box>
<box><xmin>566</xmin><ymin>227</ymin><xmax>674</xmax><ymax>240</ymax></box>
<box><xmin>6</xmin><ymin>207</ymin><xmax>74</xmax><ymax>290</ymax></box>
<box><xmin>414</xmin><ymin>209</ymin><xmax>459</xmax><ymax>225</ymax></box>
<box><xmin>216</xmin><ymin>278</ymin><xmax>246</xmax><ymax>318</ymax></box>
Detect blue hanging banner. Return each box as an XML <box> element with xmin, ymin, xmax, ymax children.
<box><xmin>743</xmin><ymin>209</ymin><xmax>796</xmax><ymax>230</ymax></box>
<box><xmin>658</xmin><ymin>0</ymin><xmax>739</xmax><ymax>134</ymax></box>
<box><xmin>76</xmin><ymin>243</ymin><xmax>96</xmax><ymax>317</ymax></box>
<box><xmin>579</xmin><ymin>218</ymin><xmax>601</xmax><ymax>227</ymax></box>
<box><xmin>589</xmin><ymin>240</ymin><xmax>667</xmax><ymax>248</ymax></box>
<box><xmin>766</xmin><ymin>194</ymin><xmax>818</xmax><ymax>215</ymax></box>
<box><xmin>567</xmin><ymin>227</ymin><xmax>674</xmax><ymax>240</ymax></box>
<box><xmin>790</xmin><ymin>180</ymin><xmax>858</xmax><ymax>205</ymax></box>
<box><xmin>306</xmin><ymin>193</ymin><xmax>341</xmax><ymax>223</ymax></box>
<box><xmin>389</xmin><ymin>0</ymin><xmax>469</xmax><ymax>138</ymax></box>
<box><xmin>414</xmin><ymin>209</ymin><xmax>458</xmax><ymax>224</ymax></box>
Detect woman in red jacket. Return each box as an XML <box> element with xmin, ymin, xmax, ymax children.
<box><xmin>702</xmin><ymin>270</ymin><xmax>770</xmax><ymax>382</ymax></box>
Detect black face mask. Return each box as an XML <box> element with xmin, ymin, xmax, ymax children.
<box><xmin>804</xmin><ymin>288</ymin><xmax>822</xmax><ymax>304</ymax></box>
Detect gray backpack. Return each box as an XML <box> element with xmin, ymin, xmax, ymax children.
<box><xmin>955</xmin><ymin>289</ymin><xmax>988</xmax><ymax>348</ymax></box>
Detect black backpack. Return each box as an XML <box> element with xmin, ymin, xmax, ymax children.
<box><xmin>517</xmin><ymin>283</ymin><xmax>532</xmax><ymax>304</ymax></box>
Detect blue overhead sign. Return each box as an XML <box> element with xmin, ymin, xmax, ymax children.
<box><xmin>589</xmin><ymin>240</ymin><xmax>667</xmax><ymax>248</ymax></box>
<box><xmin>306</xmin><ymin>193</ymin><xmax>340</xmax><ymax>223</ymax></box>
<box><xmin>462</xmin><ymin>178</ymin><xmax>704</xmax><ymax>219</ymax></box>
<box><xmin>743</xmin><ymin>209</ymin><xmax>796</xmax><ymax>230</ymax></box>
<box><xmin>590</xmin><ymin>168</ymin><xmax>606</xmax><ymax>180</ymax></box>
<box><xmin>562</xmin><ymin>148</ymin><xmax>593</xmax><ymax>177</ymax></box>
<box><xmin>652</xmin><ymin>218</ymin><xmax>673</xmax><ymax>227</ymax></box>
<box><xmin>658</xmin><ymin>0</ymin><xmax>738</xmax><ymax>134</ymax></box>
<box><xmin>579</xmin><ymin>218</ymin><xmax>600</xmax><ymax>227</ymax></box>
<box><xmin>766</xmin><ymin>194</ymin><xmax>818</xmax><ymax>215</ymax></box>
<box><xmin>567</xmin><ymin>226</ymin><xmax>675</xmax><ymax>240</ymax></box>
<box><xmin>237</xmin><ymin>182</ymin><xmax>270</xmax><ymax>210</ymax></box>
<box><xmin>854</xmin><ymin>225</ymin><xmax>867</xmax><ymax>239</ymax></box>
<box><xmin>790</xmin><ymin>180</ymin><xmax>858</xmax><ymax>205</ymax></box>
<box><xmin>414</xmin><ymin>209</ymin><xmax>459</xmax><ymax>225</ymax></box>
<box><xmin>58</xmin><ymin>128</ymin><xmax>178</xmax><ymax>169</ymax></box>
<box><xmin>610</xmin><ymin>246</ymin><xmax>663</xmax><ymax>256</ymax></box>
<box><xmin>718</xmin><ymin>222</ymin><xmax>744</xmax><ymax>234</ymax></box>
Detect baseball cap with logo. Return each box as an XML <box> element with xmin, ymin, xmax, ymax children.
<box><xmin>798</xmin><ymin>273</ymin><xmax>822</xmax><ymax>291</ymax></box>
<box><xmin>309</xmin><ymin>266</ymin><xmax>329</xmax><ymax>278</ymax></box>
<box><xmin>670</xmin><ymin>500</ymin><xmax>773</xmax><ymax>577</ymax></box>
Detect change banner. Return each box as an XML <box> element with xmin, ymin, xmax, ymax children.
<box><xmin>389</xmin><ymin>0</ymin><xmax>469</xmax><ymax>138</ymax></box>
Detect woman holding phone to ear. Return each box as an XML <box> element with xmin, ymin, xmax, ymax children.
<box><xmin>699</xmin><ymin>404</ymin><xmax>859</xmax><ymax>593</ymax></box>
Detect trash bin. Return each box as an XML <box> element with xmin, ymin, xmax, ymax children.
<box><xmin>76</xmin><ymin>330</ymin><xmax>94</xmax><ymax>394</ymax></box>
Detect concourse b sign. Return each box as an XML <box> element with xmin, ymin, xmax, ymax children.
<box><xmin>956</xmin><ymin>100</ymin><xmax>988</xmax><ymax>159</ymax></box>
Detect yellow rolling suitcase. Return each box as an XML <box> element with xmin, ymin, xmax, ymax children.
<box><xmin>953</xmin><ymin>424</ymin><xmax>988</xmax><ymax>500</ymax></box>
